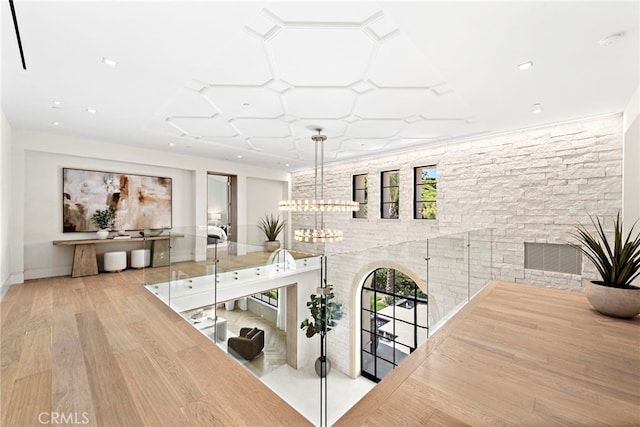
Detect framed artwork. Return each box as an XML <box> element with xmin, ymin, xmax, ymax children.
<box><xmin>62</xmin><ymin>168</ymin><xmax>172</xmax><ymax>232</ymax></box>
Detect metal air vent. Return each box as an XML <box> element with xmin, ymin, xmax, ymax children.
<box><xmin>524</xmin><ymin>242</ymin><xmax>582</xmax><ymax>275</ymax></box>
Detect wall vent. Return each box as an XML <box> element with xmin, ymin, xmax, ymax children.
<box><xmin>524</xmin><ymin>242</ymin><xmax>582</xmax><ymax>275</ymax></box>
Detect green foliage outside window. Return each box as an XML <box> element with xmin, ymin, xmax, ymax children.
<box><xmin>264</xmin><ymin>289</ymin><xmax>278</xmax><ymax>300</ymax></box>
<box><xmin>415</xmin><ymin>166</ymin><xmax>437</xmax><ymax>219</ymax></box>
<box><xmin>381</xmin><ymin>170</ymin><xmax>399</xmax><ymax>219</ymax></box>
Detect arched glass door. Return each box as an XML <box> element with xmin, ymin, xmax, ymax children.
<box><xmin>361</xmin><ymin>267</ymin><xmax>428</xmax><ymax>382</ymax></box>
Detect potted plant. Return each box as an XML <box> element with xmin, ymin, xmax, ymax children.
<box><xmin>300</xmin><ymin>287</ymin><xmax>343</xmax><ymax>376</ymax></box>
<box><xmin>570</xmin><ymin>212</ymin><xmax>640</xmax><ymax>318</ymax></box>
<box><xmin>91</xmin><ymin>208</ymin><xmax>114</xmax><ymax>239</ymax></box>
<box><xmin>257</xmin><ymin>213</ymin><xmax>285</xmax><ymax>252</ymax></box>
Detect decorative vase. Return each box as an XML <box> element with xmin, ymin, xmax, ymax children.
<box><xmin>585</xmin><ymin>281</ymin><xmax>640</xmax><ymax>318</ymax></box>
<box><xmin>314</xmin><ymin>356</ymin><xmax>331</xmax><ymax>377</ymax></box>
<box><xmin>264</xmin><ymin>240</ymin><xmax>280</xmax><ymax>252</ymax></box>
<box><xmin>96</xmin><ymin>229</ymin><xmax>109</xmax><ymax>240</ymax></box>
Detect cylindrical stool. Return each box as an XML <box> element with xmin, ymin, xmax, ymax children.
<box><xmin>131</xmin><ymin>249</ymin><xmax>151</xmax><ymax>269</ymax></box>
<box><xmin>104</xmin><ymin>251</ymin><xmax>127</xmax><ymax>272</ymax></box>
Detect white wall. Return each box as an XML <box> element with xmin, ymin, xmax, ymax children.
<box><xmin>291</xmin><ymin>114</ymin><xmax>623</xmax><ymax>289</ymax></box>
<box><xmin>623</xmin><ymin>86</ymin><xmax>640</xmax><ymax>231</ymax></box>
<box><xmin>292</xmin><ymin>114</ymin><xmax>625</xmax><ymax>377</ymax></box>
<box><xmin>0</xmin><ymin>111</ymin><xmax>12</xmax><ymax>298</ymax></box>
<box><xmin>246</xmin><ymin>177</ymin><xmax>288</xmax><ymax>246</ymax></box>
<box><xmin>11</xmin><ymin>130</ymin><xmax>290</xmax><ymax>280</ymax></box>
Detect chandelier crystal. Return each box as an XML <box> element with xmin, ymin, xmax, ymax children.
<box><xmin>279</xmin><ymin>199</ymin><xmax>359</xmax><ymax>212</ymax></box>
<box><xmin>281</xmin><ymin>129</ymin><xmax>359</xmax><ymax>242</ymax></box>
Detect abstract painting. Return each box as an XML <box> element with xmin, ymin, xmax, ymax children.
<box><xmin>63</xmin><ymin>168</ymin><xmax>172</xmax><ymax>232</ymax></box>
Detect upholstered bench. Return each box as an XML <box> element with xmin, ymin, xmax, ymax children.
<box><xmin>131</xmin><ymin>248</ymin><xmax>151</xmax><ymax>268</ymax></box>
<box><xmin>103</xmin><ymin>251</ymin><xmax>126</xmax><ymax>272</ymax></box>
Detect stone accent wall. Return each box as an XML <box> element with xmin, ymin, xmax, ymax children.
<box><xmin>291</xmin><ymin>115</ymin><xmax>623</xmax><ymax>376</ymax></box>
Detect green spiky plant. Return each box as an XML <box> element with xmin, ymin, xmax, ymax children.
<box><xmin>257</xmin><ymin>213</ymin><xmax>285</xmax><ymax>241</ymax></box>
<box><xmin>570</xmin><ymin>213</ymin><xmax>640</xmax><ymax>289</ymax></box>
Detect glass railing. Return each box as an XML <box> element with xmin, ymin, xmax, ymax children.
<box><xmin>140</xmin><ymin>227</ymin><xmax>493</xmax><ymax>426</ymax></box>
<box><xmin>319</xmin><ymin>229</ymin><xmax>493</xmax><ymax>394</ymax></box>
<box><xmin>142</xmin><ymin>224</ymin><xmax>320</xmax><ymax>314</ymax></box>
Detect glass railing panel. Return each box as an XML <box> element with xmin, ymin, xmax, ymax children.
<box><xmin>469</xmin><ymin>228</ymin><xmax>494</xmax><ymax>298</ymax></box>
<box><xmin>140</xmin><ymin>226</ymin><xmax>492</xmax><ymax>426</ymax></box>
<box><xmin>142</xmin><ymin>224</ymin><xmax>321</xmax><ymax>314</ymax></box>
<box><xmin>323</xmin><ymin>237</ymin><xmax>430</xmax><ymax>389</ymax></box>
<box><xmin>426</xmin><ymin>231</ymin><xmax>469</xmax><ymax>332</ymax></box>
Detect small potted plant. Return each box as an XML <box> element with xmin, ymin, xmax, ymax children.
<box><xmin>257</xmin><ymin>213</ymin><xmax>285</xmax><ymax>252</ymax></box>
<box><xmin>300</xmin><ymin>287</ymin><xmax>343</xmax><ymax>376</ymax></box>
<box><xmin>91</xmin><ymin>208</ymin><xmax>114</xmax><ymax>239</ymax></box>
<box><xmin>570</xmin><ymin>212</ymin><xmax>640</xmax><ymax>318</ymax></box>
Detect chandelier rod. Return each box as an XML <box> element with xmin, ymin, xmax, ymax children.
<box><xmin>319</xmin><ymin>129</ymin><xmax>325</xmax><ymax>231</ymax></box>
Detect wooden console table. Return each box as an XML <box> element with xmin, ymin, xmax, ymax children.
<box><xmin>53</xmin><ymin>235</ymin><xmax>174</xmax><ymax>278</ymax></box>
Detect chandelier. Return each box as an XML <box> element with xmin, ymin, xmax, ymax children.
<box><xmin>280</xmin><ymin>129</ymin><xmax>359</xmax><ymax>242</ymax></box>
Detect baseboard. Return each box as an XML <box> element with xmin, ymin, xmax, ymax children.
<box><xmin>23</xmin><ymin>266</ymin><xmax>70</xmax><ymax>281</ymax></box>
<box><xmin>0</xmin><ymin>275</ymin><xmax>15</xmax><ymax>300</ymax></box>
<box><xmin>10</xmin><ymin>272</ymin><xmax>24</xmax><ymax>285</ymax></box>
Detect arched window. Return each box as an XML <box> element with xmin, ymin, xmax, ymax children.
<box><xmin>361</xmin><ymin>267</ymin><xmax>428</xmax><ymax>382</ymax></box>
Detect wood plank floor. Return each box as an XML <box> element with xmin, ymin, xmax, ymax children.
<box><xmin>3</xmin><ymin>273</ymin><xmax>639</xmax><ymax>426</ymax></box>
<box><xmin>336</xmin><ymin>280</ymin><xmax>640</xmax><ymax>427</ymax></box>
<box><xmin>0</xmin><ymin>269</ymin><xmax>310</xmax><ymax>427</ymax></box>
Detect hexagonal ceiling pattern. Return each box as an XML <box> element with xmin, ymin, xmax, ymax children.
<box><xmin>2</xmin><ymin>2</ymin><xmax>638</xmax><ymax>170</ymax></box>
<box><xmin>160</xmin><ymin>7</ymin><xmax>477</xmax><ymax>165</ymax></box>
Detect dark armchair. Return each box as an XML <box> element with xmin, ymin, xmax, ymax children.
<box><xmin>227</xmin><ymin>327</ymin><xmax>264</xmax><ymax>360</ymax></box>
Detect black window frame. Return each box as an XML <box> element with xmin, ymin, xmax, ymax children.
<box><xmin>413</xmin><ymin>165</ymin><xmax>437</xmax><ymax>220</ymax></box>
<box><xmin>380</xmin><ymin>170</ymin><xmax>399</xmax><ymax>219</ymax></box>
<box><xmin>352</xmin><ymin>173</ymin><xmax>368</xmax><ymax>219</ymax></box>
<box><xmin>361</xmin><ymin>267</ymin><xmax>428</xmax><ymax>383</ymax></box>
<box><xmin>251</xmin><ymin>289</ymin><xmax>278</xmax><ymax>307</ymax></box>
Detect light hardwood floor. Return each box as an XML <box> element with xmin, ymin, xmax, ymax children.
<box><xmin>2</xmin><ymin>274</ymin><xmax>639</xmax><ymax>426</ymax></box>
<box><xmin>336</xmin><ymin>280</ymin><xmax>640</xmax><ymax>426</ymax></box>
<box><xmin>0</xmin><ymin>269</ymin><xmax>310</xmax><ymax>427</ymax></box>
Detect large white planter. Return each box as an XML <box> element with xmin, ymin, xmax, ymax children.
<box><xmin>585</xmin><ymin>281</ymin><xmax>640</xmax><ymax>318</ymax></box>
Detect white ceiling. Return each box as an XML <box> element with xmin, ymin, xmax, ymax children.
<box><xmin>2</xmin><ymin>1</ymin><xmax>638</xmax><ymax>171</ymax></box>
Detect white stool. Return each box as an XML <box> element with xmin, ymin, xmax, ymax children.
<box><xmin>131</xmin><ymin>249</ymin><xmax>151</xmax><ymax>269</ymax></box>
<box><xmin>104</xmin><ymin>251</ymin><xmax>127</xmax><ymax>272</ymax></box>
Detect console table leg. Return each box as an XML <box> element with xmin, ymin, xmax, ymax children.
<box><xmin>72</xmin><ymin>244</ymin><xmax>99</xmax><ymax>277</ymax></box>
<box><xmin>151</xmin><ymin>239</ymin><xmax>170</xmax><ymax>267</ymax></box>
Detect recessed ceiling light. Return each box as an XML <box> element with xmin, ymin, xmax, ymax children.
<box><xmin>53</xmin><ymin>100</ymin><xmax>61</xmax><ymax>105</ymax></box>
<box><xmin>518</xmin><ymin>61</ymin><xmax>533</xmax><ymax>70</ymax></box>
<box><xmin>237</xmin><ymin>154</ymin><xmax>242</xmax><ymax>159</ymax></box>
<box><xmin>168</xmin><ymin>142</ymin><xmax>175</xmax><ymax>147</ymax></box>
<box><xmin>86</xmin><ymin>108</ymin><xmax>97</xmax><ymax>114</ymax></box>
<box><xmin>599</xmin><ymin>32</ymin><xmax>624</xmax><ymax>47</ymax></box>
<box><xmin>285</xmin><ymin>163</ymin><xmax>289</xmax><ymax>167</ymax></box>
<box><xmin>53</xmin><ymin>122</ymin><xmax>60</xmax><ymax>126</ymax></box>
<box><xmin>532</xmin><ymin>104</ymin><xmax>543</xmax><ymax>114</ymax></box>
<box><xmin>102</xmin><ymin>57</ymin><xmax>118</xmax><ymax>67</ymax></box>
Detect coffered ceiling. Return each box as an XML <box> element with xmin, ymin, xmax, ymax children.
<box><xmin>1</xmin><ymin>2</ymin><xmax>638</xmax><ymax>170</ymax></box>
